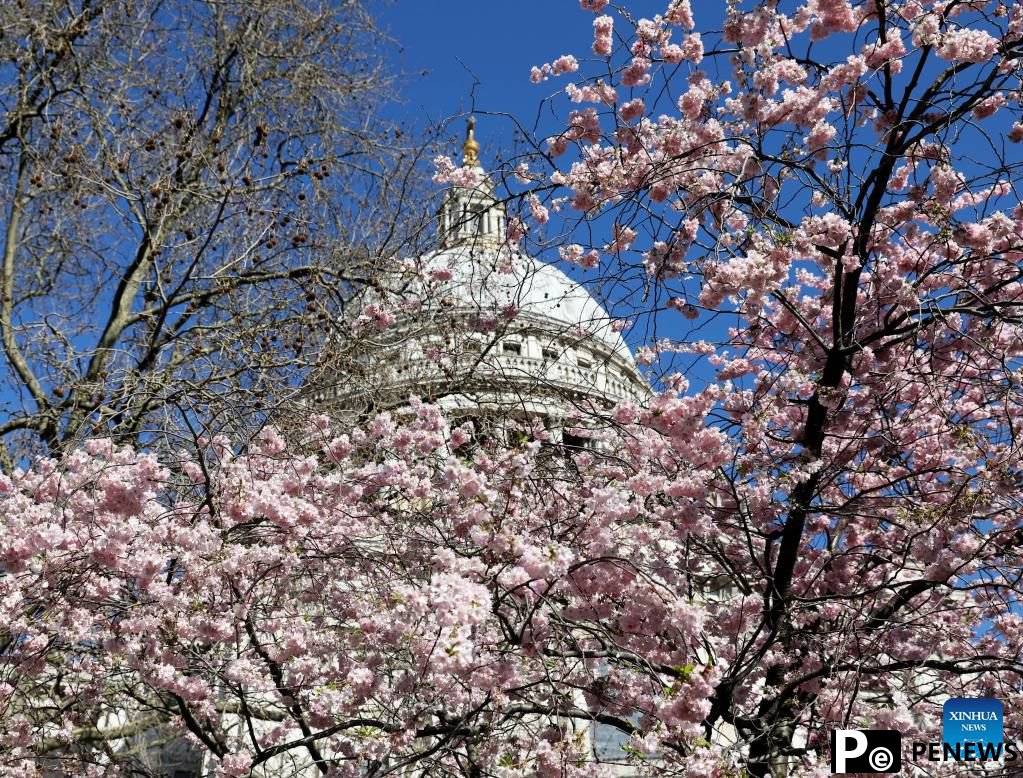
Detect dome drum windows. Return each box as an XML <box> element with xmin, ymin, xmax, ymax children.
<box><xmin>561</xmin><ymin>430</ymin><xmax>591</xmax><ymax>451</ymax></box>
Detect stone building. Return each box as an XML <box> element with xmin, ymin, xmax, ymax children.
<box><xmin>323</xmin><ymin>118</ymin><xmax>647</xmax><ymax>449</ymax></box>
<box><xmin>316</xmin><ymin>119</ymin><xmax>663</xmax><ymax>773</ymax></box>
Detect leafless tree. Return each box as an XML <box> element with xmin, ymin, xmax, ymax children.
<box><xmin>0</xmin><ymin>0</ymin><xmax>438</xmax><ymax>470</ymax></box>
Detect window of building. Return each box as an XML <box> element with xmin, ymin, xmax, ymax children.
<box><xmin>542</xmin><ymin>347</ymin><xmax>559</xmax><ymax>361</ymax></box>
<box><xmin>593</xmin><ymin>712</ymin><xmax>661</xmax><ymax>762</ymax></box>
<box><xmin>562</xmin><ymin>431</ymin><xmax>590</xmax><ymax>451</ymax></box>
<box><xmin>462</xmin><ymin>338</ymin><xmax>482</xmax><ymax>354</ymax></box>
<box><xmin>577</xmin><ymin>355</ymin><xmax>592</xmax><ymax>369</ymax></box>
<box><xmin>502</xmin><ymin>341</ymin><xmax>522</xmax><ymax>355</ymax></box>
<box><xmin>593</xmin><ymin>718</ymin><xmax>634</xmax><ymax>762</ymax></box>
<box><xmin>588</xmin><ymin>661</ymin><xmax>661</xmax><ymax>764</ymax></box>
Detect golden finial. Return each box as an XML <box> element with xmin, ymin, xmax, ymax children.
<box><xmin>462</xmin><ymin>116</ymin><xmax>481</xmax><ymax>167</ymax></box>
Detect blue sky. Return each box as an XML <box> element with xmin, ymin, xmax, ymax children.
<box><xmin>377</xmin><ymin>2</ymin><xmax>603</xmax><ymax>152</ymax></box>
<box><xmin>375</xmin><ymin>1</ymin><xmax>726</xmax><ymax>381</ymax></box>
<box><xmin>375</xmin><ymin>1</ymin><xmax>726</xmax><ymax>151</ymax></box>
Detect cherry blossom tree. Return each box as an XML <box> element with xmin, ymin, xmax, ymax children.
<box><xmin>479</xmin><ymin>0</ymin><xmax>1023</xmax><ymax>773</ymax></box>
<box><xmin>1</xmin><ymin>403</ymin><xmax>730</xmax><ymax>777</ymax></box>
<box><xmin>0</xmin><ymin>0</ymin><xmax>436</xmax><ymax>470</ymax></box>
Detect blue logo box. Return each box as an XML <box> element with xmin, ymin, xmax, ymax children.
<box><xmin>943</xmin><ymin>698</ymin><xmax>1003</xmax><ymax>748</ymax></box>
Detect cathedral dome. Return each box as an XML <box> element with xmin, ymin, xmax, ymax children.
<box><xmin>328</xmin><ymin>119</ymin><xmax>647</xmax><ymax>418</ymax></box>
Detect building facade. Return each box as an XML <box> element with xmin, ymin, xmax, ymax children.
<box><xmin>317</xmin><ymin>120</ymin><xmax>661</xmax><ymax>774</ymax></box>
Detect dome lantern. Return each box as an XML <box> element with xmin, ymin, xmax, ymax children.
<box><xmin>438</xmin><ymin>118</ymin><xmax>507</xmax><ymax>250</ymax></box>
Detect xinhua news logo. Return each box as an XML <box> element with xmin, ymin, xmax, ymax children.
<box><xmin>830</xmin><ymin>730</ymin><xmax>901</xmax><ymax>773</ymax></box>
<box><xmin>830</xmin><ymin>698</ymin><xmax>1014</xmax><ymax>773</ymax></box>
<box><xmin>943</xmin><ymin>697</ymin><xmax>1003</xmax><ymax>756</ymax></box>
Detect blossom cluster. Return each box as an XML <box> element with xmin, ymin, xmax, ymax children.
<box><xmin>0</xmin><ymin>397</ymin><xmax>736</xmax><ymax>776</ymax></box>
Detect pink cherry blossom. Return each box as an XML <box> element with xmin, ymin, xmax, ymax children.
<box><xmin>432</xmin><ymin>155</ymin><xmax>484</xmax><ymax>188</ymax></box>
<box><xmin>593</xmin><ymin>14</ymin><xmax>614</xmax><ymax>56</ymax></box>
<box><xmin>619</xmin><ymin>98</ymin><xmax>645</xmax><ymax>122</ymax></box>
<box><xmin>937</xmin><ymin>27</ymin><xmax>999</xmax><ymax>62</ymax></box>
<box><xmin>11</xmin><ymin>3</ymin><xmax>1023</xmax><ymax>776</ymax></box>
<box><xmin>664</xmin><ymin>0</ymin><xmax>694</xmax><ymax>28</ymax></box>
<box><xmin>526</xmin><ymin>192</ymin><xmax>550</xmax><ymax>224</ymax></box>
<box><xmin>621</xmin><ymin>56</ymin><xmax>651</xmax><ymax>87</ymax></box>
<box><xmin>551</xmin><ymin>54</ymin><xmax>579</xmax><ymax>76</ymax></box>
<box><xmin>353</xmin><ymin>303</ymin><xmax>396</xmax><ymax>332</ymax></box>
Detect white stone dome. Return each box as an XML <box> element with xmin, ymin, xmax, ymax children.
<box><xmin>415</xmin><ymin>246</ymin><xmax>634</xmax><ymax>362</ymax></box>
